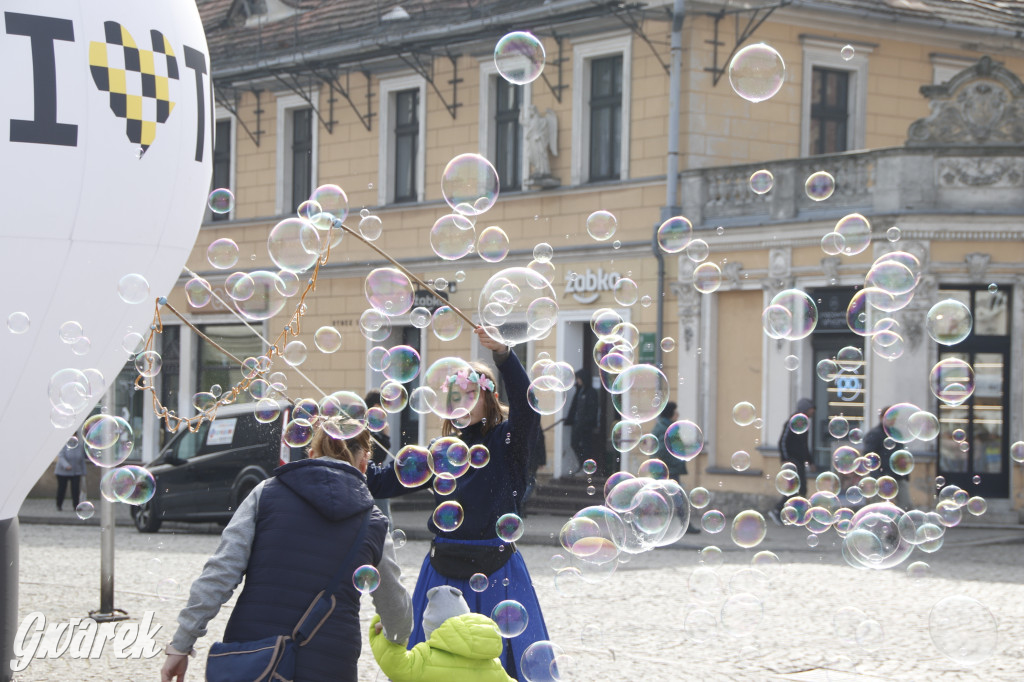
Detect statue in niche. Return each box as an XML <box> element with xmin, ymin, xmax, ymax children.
<box><xmin>521</xmin><ymin>105</ymin><xmax>560</xmax><ymax>188</ymax></box>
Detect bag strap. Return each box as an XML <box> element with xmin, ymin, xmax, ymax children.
<box><xmin>292</xmin><ymin>508</ymin><xmax>372</xmax><ymax>644</ymax></box>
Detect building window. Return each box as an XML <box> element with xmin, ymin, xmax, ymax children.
<box><xmin>809</xmin><ymin>68</ymin><xmax>849</xmax><ymax>155</ymax></box>
<box><xmin>589</xmin><ymin>55</ymin><xmax>622</xmax><ymax>182</ymax></box>
<box><xmin>393</xmin><ymin>89</ymin><xmax>419</xmax><ymax>204</ymax></box>
<box><xmin>799</xmin><ymin>38</ymin><xmax>872</xmax><ymax>157</ymax></box>
<box><xmin>275</xmin><ymin>93</ymin><xmax>318</xmax><ymax>215</ymax></box>
<box><xmin>378</xmin><ymin>75</ymin><xmax>426</xmax><ymax>205</ymax></box>
<box><xmin>494</xmin><ymin>80</ymin><xmax>522</xmax><ymax>190</ymax></box>
<box><xmin>211</xmin><ymin>119</ymin><xmax>232</xmax><ymax>221</ymax></box>
<box><xmin>571</xmin><ymin>34</ymin><xmax>631</xmax><ymax>185</ymax></box>
<box><xmin>195</xmin><ymin>325</ymin><xmax>265</xmax><ymax>404</ymax></box>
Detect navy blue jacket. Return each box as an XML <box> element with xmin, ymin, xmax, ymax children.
<box><xmin>224</xmin><ymin>458</ymin><xmax>388</xmax><ymax>681</ymax></box>
<box><xmin>367</xmin><ymin>351</ymin><xmax>539</xmax><ymax>540</ymax></box>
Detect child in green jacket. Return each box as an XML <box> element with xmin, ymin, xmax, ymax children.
<box><xmin>369</xmin><ymin>585</ymin><xmax>514</xmax><ymax>682</ymax></box>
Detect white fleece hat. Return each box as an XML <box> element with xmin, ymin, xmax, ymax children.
<box><xmin>422</xmin><ymin>585</ymin><xmax>470</xmax><ymax>639</ymax></box>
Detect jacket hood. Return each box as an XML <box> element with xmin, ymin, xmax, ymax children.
<box><xmin>272</xmin><ymin>458</ymin><xmax>373</xmax><ymax>522</ymax></box>
<box><xmin>428</xmin><ymin>613</ymin><xmax>503</xmax><ymax>660</ymax></box>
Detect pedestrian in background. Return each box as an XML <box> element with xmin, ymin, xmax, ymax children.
<box><xmin>563</xmin><ymin>368</ymin><xmax>598</xmax><ymax>477</ymax></box>
<box><xmin>55</xmin><ymin>436</ymin><xmax>87</xmax><ymax>511</ymax></box>
<box><xmin>862</xmin><ymin>406</ymin><xmax>913</xmax><ymax>509</ymax></box>
<box><xmin>365</xmin><ymin>389</ymin><xmax>394</xmax><ymax>526</ymax></box>
<box><xmin>770</xmin><ymin>397</ymin><xmax>815</xmax><ymax>525</ymax></box>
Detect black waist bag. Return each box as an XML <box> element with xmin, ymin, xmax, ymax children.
<box><xmin>429</xmin><ymin>540</ymin><xmax>516</xmax><ymax>579</ymax></box>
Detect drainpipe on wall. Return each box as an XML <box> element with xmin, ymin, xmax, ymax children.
<box><xmin>656</xmin><ymin>0</ymin><xmax>686</xmax><ymax>369</ymax></box>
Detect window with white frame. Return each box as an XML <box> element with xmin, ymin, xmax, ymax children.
<box><xmin>275</xmin><ymin>93</ymin><xmax>318</xmax><ymax>215</ymax></box>
<box><xmin>800</xmin><ymin>38</ymin><xmax>873</xmax><ymax>157</ymax></box>
<box><xmin>571</xmin><ymin>34</ymin><xmax>631</xmax><ymax>185</ymax></box>
<box><xmin>210</xmin><ymin>114</ymin><xmax>235</xmax><ymax>221</ymax></box>
<box><xmin>478</xmin><ymin>61</ymin><xmax>531</xmax><ymax>191</ymax></box>
<box><xmin>378</xmin><ymin>74</ymin><xmax>426</xmax><ymax>205</ymax></box>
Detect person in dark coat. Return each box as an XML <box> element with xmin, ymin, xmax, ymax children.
<box><xmin>770</xmin><ymin>397</ymin><xmax>815</xmax><ymax>524</ymax></box>
<box><xmin>55</xmin><ymin>436</ymin><xmax>88</xmax><ymax>511</ymax></box>
<box><xmin>161</xmin><ymin>421</ymin><xmax>412</xmax><ymax>682</ymax></box>
<box><xmin>862</xmin><ymin>406</ymin><xmax>912</xmax><ymax>509</ymax></box>
<box><xmin>366</xmin><ymin>327</ymin><xmax>548</xmax><ymax>679</ymax></box>
<box><xmin>563</xmin><ymin>368</ymin><xmax>599</xmax><ymax>476</ymax></box>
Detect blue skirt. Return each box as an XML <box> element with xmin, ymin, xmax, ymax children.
<box><xmin>409</xmin><ymin>536</ymin><xmax>550</xmax><ymax>679</ymax></box>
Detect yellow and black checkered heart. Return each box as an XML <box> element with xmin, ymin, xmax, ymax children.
<box><xmin>89</xmin><ymin>21</ymin><xmax>178</xmax><ymax>152</ymax></box>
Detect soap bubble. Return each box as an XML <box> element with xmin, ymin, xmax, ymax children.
<box><xmin>613</xmin><ymin>278</ymin><xmax>639</xmax><ymax>306</ymax></box>
<box><xmin>75</xmin><ymin>501</ymin><xmax>95</xmax><ymax>520</ymax></box>
<box><xmin>776</xmin><ymin>469</ymin><xmax>799</xmax><ymax>496</ymax></box>
<box><xmin>479</xmin><ymin>267</ymin><xmax>558</xmax><ymax>346</ymax></box>
<box><xmin>926</xmin><ymin>299</ymin><xmax>973</xmax><ymax>345</ymax></box>
<box><xmin>282</xmin><ymin>340</ymin><xmax>307</xmax><ymax>367</ymax></box>
<box><xmin>764</xmin><ymin>289</ymin><xmax>818</xmax><ymax>340</ymax></box>
<box><xmin>364</xmin><ymin>267</ymin><xmax>414</xmax><ymax>316</ymax></box>
<box><xmin>834</xmin><ymin>213</ymin><xmax>872</xmax><ymax>256</ymax></box>
<box><xmin>496</xmin><ymin>513</ymin><xmax>525</xmax><ymax>542</ymax></box>
<box><xmin>702</xmin><ymin>510</ymin><xmax>726</xmax><ymax>534</ymax></box>
<box><xmin>433</xmin><ymin>500</ymin><xmax>465</xmax><ymax>532</ymax></box>
<box><xmin>728</xmin><ymin>43</ymin><xmax>786</xmax><ymax>103</ymax></box>
<box><xmin>394</xmin><ymin>445</ymin><xmax>432</xmax><ymax>487</ymax></box>
<box><xmin>661</xmin><ymin>337</ymin><xmax>676</xmax><ymax>352</ymax></box>
<box><xmin>267</xmin><ymin>218</ymin><xmax>321</xmax><ymax>273</ymax></box>
<box><xmin>731</xmin><ymin>510</ymin><xmax>767</xmax><ymax>548</ymax></box>
<box><xmin>929</xmin><ymin>595</ymin><xmax>998</xmax><ymax>665</ymax></box>
<box><xmin>477</xmin><ymin>226</ymin><xmax>510</xmax><ymax>263</ymax></box>
<box><xmin>610</xmin><ymin>365</ymin><xmax>669</xmax><ymax>423</ymax></box>
<box><xmin>283</xmin><ymin>419</ymin><xmax>314</xmax><ymax>447</ymax></box>
<box><xmin>821</xmin><ymin>231</ymin><xmax>845</xmax><ymax>256</ymax></box>
<box><xmin>886</xmin><ymin>226</ymin><xmax>901</xmax><ymax>242</ymax></box>
<box><xmin>840</xmin><ymin>44</ymin><xmax>855</xmax><ymax>60</ymax></box>
<box><xmin>843</xmin><ymin>502</ymin><xmax>913</xmax><ymax>570</ymax></box>
<box><xmin>664</xmin><ymin>420</ymin><xmax>703</xmax><ymax>461</ymax></box>
<box><xmin>358</xmin><ymin>214</ymin><xmax>383</xmax><ymax>240</ymax></box>
<box><xmin>686</xmin><ymin>239</ymin><xmax>710</xmax><ymax>263</ymax></box>
<box><xmin>83</xmin><ymin>414</ymin><xmax>129</xmax><ymax>451</ymax></box>
<box><xmin>693</xmin><ymin>263</ymin><xmax>722</xmax><ymax>294</ymax></box>
<box><xmin>432</xmin><ymin>306</ymin><xmax>464</xmax><ymax>342</ymax></box>
<box><xmin>359</xmin><ymin>309</ymin><xmax>391</xmax><ymax>342</ymax></box>
<box><xmin>788</xmin><ymin>414</ymin><xmax>809</xmax><ymax>434</ymax></box>
<box><xmin>690</xmin><ymin>487</ymin><xmax>711</xmax><ymax>509</ymax></box>
<box><xmin>533</xmin><ymin>242</ymin><xmax>553</xmax><ymax>263</ymax></box>
<box><xmin>352</xmin><ymin>565</ymin><xmax>381</xmax><ymax>594</ymax></box>
<box><xmin>749</xmin><ymin>170</ymin><xmax>774</xmax><ymax>194</ymax></box>
<box><xmin>382</xmin><ymin>345</ymin><xmax>421</xmax><ymax>384</ymax></box>
<box><xmin>731</xmin><ymin>450</ymin><xmax>751</xmax><ymax>471</ymax></box>
<box><xmin>527</xmin><ymin>376</ymin><xmax>567</xmax><ymax>416</ymax></box>
<box><xmin>6</xmin><ymin>312</ymin><xmax>29</xmax><ymax>334</ymax></box>
<box><xmin>805</xmin><ymin>171</ymin><xmax>835</xmax><ymax>201</ymax></box>
<box><xmin>441</xmin><ymin>153</ymin><xmax>500</xmax><ymax>216</ymax></box>
<box><xmin>520</xmin><ymin>641</ymin><xmax>563</xmax><ymax>682</ymax></box>
<box><xmin>657</xmin><ymin>216</ymin><xmax>693</xmax><ymax>253</ymax></box>
<box><xmin>234</xmin><ymin>271</ymin><xmax>288</xmax><ymax>321</ymax></box>
<box><xmin>309</xmin><ymin>184</ymin><xmax>349</xmax><ymax>223</ymax></box>
<box><xmin>117</xmin><ymin>274</ymin><xmax>150</xmax><ymax>305</ymax></box>
<box><xmin>314</xmin><ymin>326</ymin><xmax>343</xmax><ymax>353</ymax></box>
<box><xmin>59</xmin><ymin>320</ymin><xmax>83</xmax><ymax>344</ymax></box>
<box><xmin>208</xmin><ymin>188</ymin><xmax>234</xmax><ymax>214</ymax></box>
<box><xmin>423</xmin><ymin>357</ymin><xmax>479</xmax><ymax>420</ymax></box>
<box><xmin>586</xmin><ymin>210</ymin><xmax>617</xmax><ymax>241</ymax></box>
<box><xmin>494</xmin><ymin>31</ymin><xmax>545</xmax><ymax>85</ymax></box>
<box><xmin>113</xmin><ymin>465</ymin><xmax>156</xmax><ymax>504</ymax></box>
<box><xmin>929</xmin><ymin>357</ymin><xmax>975</xmax><ymax>406</ymax></box>
<box><xmin>733</xmin><ymin>402</ymin><xmax>757</xmax><ymax>426</ymax></box>
<box><xmin>430</xmin><ymin>213</ymin><xmax>476</xmax><ymax>260</ymax></box>
<box><xmin>721</xmin><ymin>593</ymin><xmax>764</xmax><ymax>636</ymax></box>
<box><xmin>882</xmin><ymin>403</ymin><xmax>920</xmax><ymax>444</ymax></box>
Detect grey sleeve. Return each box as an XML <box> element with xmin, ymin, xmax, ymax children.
<box><xmin>169</xmin><ymin>481</ymin><xmax>265</xmax><ymax>653</ymax></box>
<box><xmin>371</xmin><ymin>531</ymin><xmax>413</xmax><ymax>644</ymax></box>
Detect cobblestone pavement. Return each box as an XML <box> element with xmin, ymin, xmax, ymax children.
<box><xmin>12</xmin><ymin>523</ymin><xmax>1024</xmax><ymax>681</ymax></box>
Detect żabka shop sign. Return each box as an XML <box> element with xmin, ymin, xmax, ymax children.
<box><xmin>564</xmin><ymin>268</ymin><xmax>621</xmax><ymax>304</ymax></box>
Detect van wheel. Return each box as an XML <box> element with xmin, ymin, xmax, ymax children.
<box><xmin>233</xmin><ymin>479</ymin><xmax>259</xmax><ymax>511</ymax></box>
<box><xmin>134</xmin><ymin>501</ymin><xmax>162</xmax><ymax>533</ymax></box>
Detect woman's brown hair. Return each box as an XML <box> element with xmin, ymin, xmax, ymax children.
<box><xmin>307</xmin><ymin>419</ymin><xmax>371</xmax><ymax>467</ymax></box>
<box><xmin>441</xmin><ymin>360</ymin><xmax>509</xmax><ymax>437</ymax></box>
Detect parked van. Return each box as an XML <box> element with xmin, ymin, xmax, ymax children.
<box><xmin>131</xmin><ymin>401</ymin><xmax>303</xmax><ymax>532</ymax></box>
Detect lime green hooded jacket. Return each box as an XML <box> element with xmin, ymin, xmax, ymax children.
<box><xmin>369</xmin><ymin>613</ymin><xmax>514</xmax><ymax>682</ymax></box>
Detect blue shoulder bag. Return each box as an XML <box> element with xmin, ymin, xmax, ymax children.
<box><xmin>205</xmin><ymin>509</ymin><xmax>371</xmax><ymax>682</ymax></box>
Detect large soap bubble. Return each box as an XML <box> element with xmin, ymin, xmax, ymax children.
<box><xmin>234</xmin><ymin>271</ymin><xmax>288</xmax><ymax>321</ymax></box>
<box><xmin>926</xmin><ymin>299</ymin><xmax>972</xmax><ymax>345</ymax></box>
<box><xmin>842</xmin><ymin>502</ymin><xmax>914</xmax><ymax>570</ymax></box>
<box><xmin>422</xmin><ymin>357</ymin><xmax>479</xmax><ymax>420</ymax></box>
<box><xmin>728</xmin><ymin>43</ymin><xmax>785</xmax><ymax>103</ymax></box>
<box><xmin>364</xmin><ymin>267</ymin><xmax>414</xmax><ymax>316</ymax></box>
<box><xmin>494</xmin><ymin>31</ymin><xmax>546</xmax><ymax>85</ymax></box>
<box><xmin>763</xmin><ymin>289</ymin><xmax>818</xmax><ymax>340</ymax></box>
<box><xmin>267</xmin><ymin>218</ymin><xmax>321</xmax><ymax>273</ymax></box>
<box><xmin>478</xmin><ymin>267</ymin><xmax>558</xmax><ymax>347</ymax></box>
<box><xmin>441</xmin><ymin>153</ymin><xmax>499</xmax><ymax>216</ymax></box>
<box><xmin>610</xmin><ymin>365</ymin><xmax>669</xmax><ymax>423</ymax></box>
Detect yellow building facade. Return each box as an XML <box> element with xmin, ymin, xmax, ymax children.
<box><xmin>130</xmin><ymin>0</ymin><xmax>1024</xmax><ymax>516</ymax></box>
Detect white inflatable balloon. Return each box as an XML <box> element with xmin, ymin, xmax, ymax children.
<box><xmin>0</xmin><ymin>1</ymin><xmax>211</xmax><ymax>520</ymax></box>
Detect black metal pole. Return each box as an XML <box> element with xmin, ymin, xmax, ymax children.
<box><xmin>0</xmin><ymin>517</ymin><xmax>18</xmax><ymax>682</ymax></box>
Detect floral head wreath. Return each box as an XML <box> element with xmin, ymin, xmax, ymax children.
<box><xmin>441</xmin><ymin>368</ymin><xmax>495</xmax><ymax>393</ymax></box>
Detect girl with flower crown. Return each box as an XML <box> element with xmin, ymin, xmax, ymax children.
<box><xmin>365</xmin><ymin>326</ymin><xmax>548</xmax><ymax>679</ymax></box>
